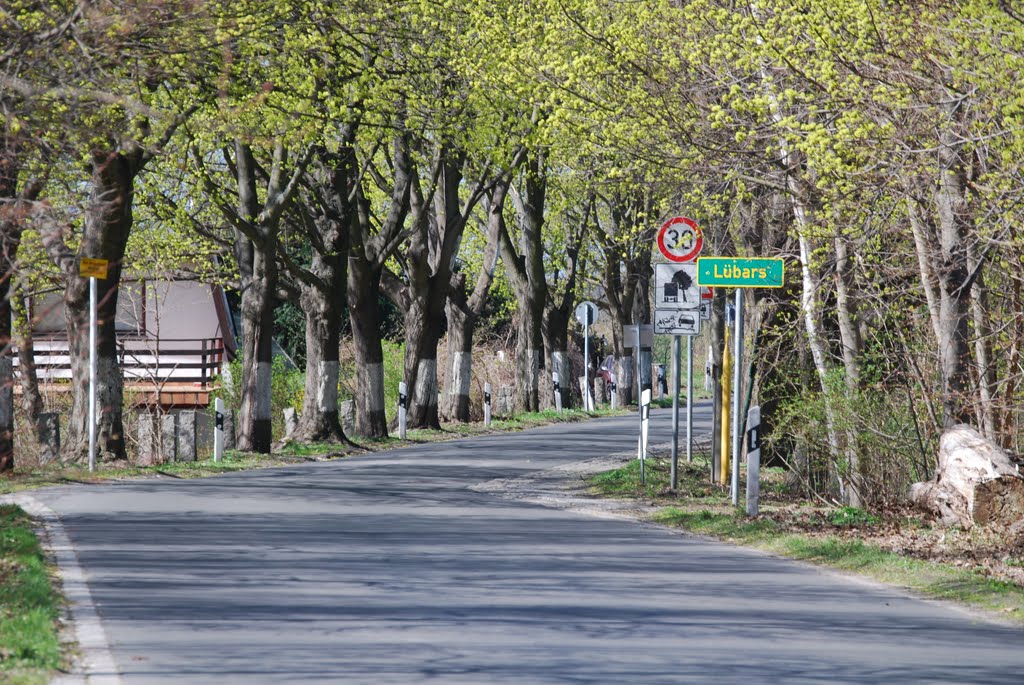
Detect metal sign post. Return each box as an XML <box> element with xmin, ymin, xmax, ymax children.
<box><xmin>88</xmin><ymin>276</ymin><xmax>97</xmax><ymax>472</ymax></box>
<box><xmin>687</xmin><ymin>335</ymin><xmax>693</xmax><ymax>463</ymax></box>
<box><xmin>653</xmin><ymin>216</ymin><xmax>705</xmax><ymax>486</ymax></box>
<box><xmin>214</xmin><ymin>397</ymin><xmax>225</xmax><ymax>462</ymax></box>
<box><xmin>746</xmin><ymin>405</ymin><xmax>762</xmax><ymax>516</ymax></box>
<box><xmin>483</xmin><ymin>382</ymin><xmax>492</xmax><ymax>426</ymax></box>
<box><xmin>584</xmin><ymin>319</ymin><xmax>591</xmax><ymax>410</ymax></box>
<box><xmin>670</xmin><ymin>335</ymin><xmax>681</xmax><ymax>490</ymax></box>
<box><xmin>79</xmin><ymin>257</ymin><xmax>108</xmax><ymax>473</ymax></box>
<box><xmin>731</xmin><ymin>289</ymin><xmax>744</xmax><ymax>506</ymax></box>
<box><xmin>398</xmin><ymin>381</ymin><xmax>408</xmax><ymax>439</ymax></box>
<box><xmin>697</xmin><ymin>256</ymin><xmax>785</xmax><ymax>508</ymax></box>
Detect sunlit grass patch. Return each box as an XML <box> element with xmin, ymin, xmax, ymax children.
<box><xmin>0</xmin><ymin>505</ymin><xmax>63</xmax><ymax>684</ymax></box>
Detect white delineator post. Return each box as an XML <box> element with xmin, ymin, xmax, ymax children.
<box><xmin>398</xmin><ymin>381</ymin><xmax>407</xmax><ymax>440</ymax></box>
<box><xmin>88</xmin><ymin>276</ymin><xmax>97</xmax><ymax>473</ymax></box>
<box><xmin>214</xmin><ymin>397</ymin><xmax>225</xmax><ymax>462</ymax></box>
<box><xmin>483</xmin><ymin>382</ymin><xmax>492</xmax><ymax>426</ymax></box>
<box><xmin>639</xmin><ymin>388</ymin><xmax>651</xmax><ymax>484</ymax></box>
<box><xmin>553</xmin><ymin>372</ymin><xmax>562</xmax><ymax>412</ymax></box>
<box><xmin>746</xmin><ymin>405</ymin><xmax>761</xmax><ymax>516</ymax></box>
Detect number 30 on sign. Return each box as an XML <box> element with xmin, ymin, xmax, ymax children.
<box><xmin>656</xmin><ymin>216</ymin><xmax>703</xmax><ymax>263</ymax></box>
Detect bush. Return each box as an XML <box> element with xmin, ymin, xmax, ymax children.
<box><xmin>768</xmin><ymin>369</ymin><xmax>936</xmax><ymax>511</ymax></box>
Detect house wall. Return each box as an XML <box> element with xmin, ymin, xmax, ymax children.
<box><xmin>142</xmin><ymin>281</ymin><xmax>224</xmax><ymax>341</ymax></box>
<box><xmin>25</xmin><ymin>280</ymin><xmax>231</xmax><ymax>390</ymax></box>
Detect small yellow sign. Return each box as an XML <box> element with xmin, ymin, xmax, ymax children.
<box><xmin>79</xmin><ymin>257</ymin><xmax>109</xmax><ymax>279</ymax></box>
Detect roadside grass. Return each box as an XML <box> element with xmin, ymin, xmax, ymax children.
<box><xmin>0</xmin><ymin>451</ymin><xmax>307</xmax><ymax>495</ymax></box>
<box><xmin>589</xmin><ymin>452</ymin><xmax>730</xmax><ymax>503</ymax></box>
<box><xmin>590</xmin><ymin>454</ymin><xmax>1024</xmax><ymax>622</ymax></box>
<box><xmin>0</xmin><ymin>406</ymin><xmax>633</xmax><ymax>496</ymax></box>
<box><xmin>652</xmin><ymin>507</ymin><xmax>1024</xmax><ymax>618</ymax></box>
<box><xmin>0</xmin><ymin>505</ymin><xmax>62</xmax><ymax>685</ymax></box>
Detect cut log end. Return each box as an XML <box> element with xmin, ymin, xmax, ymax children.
<box><xmin>909</xmin><ymin>425</ymin><xmax>1024</xmax><ymax>528</ymax></box>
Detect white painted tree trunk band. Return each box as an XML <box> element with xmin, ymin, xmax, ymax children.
<box><xmin>451</xmin><ymin>351</ymin><xmax>472</xmax><ymax>397</ymax></box>
<box><xmin>318</xmin><ymin>361</ymin><xmax>339</xmax><ymax>412</ymax></box>
<box><xmin>365</xmin><ymin>363</ymin><xmax>385</xmax><ymax>412</ymax></box>
<box><xmin>415</xmin><ymin>359</ymin><xmax>438</xmax><ymax>407</ymax></box>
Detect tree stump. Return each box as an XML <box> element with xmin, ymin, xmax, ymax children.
<box><xmin>908</xmin><ymin>424</ymin><xmax>1024</xmax><ymax>528</ymax></box>
<box><xmin>283</xmin><ymin>408</ymin><xmax>298</xmax><ymax>439</ymax></box>
<box><xmin>135</xmin><ymin>412</ymin><xmax>159</xmax><ymax>467</ymax></box>
<box><xmin>340</xmin><ymin>401</ymin><xmax>355</xmax><ymax>436</ymax></box>
<box><xmin>594</xmin><ymin>377</ymin><xmax>608</xmax><ymax>406</ymax></box>
<box><xmin>177</xmin><ymin>411</ymin><xmax>197</xmax><ymax>462</ymax></box>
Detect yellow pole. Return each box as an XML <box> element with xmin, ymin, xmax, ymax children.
<box><xmin>720</xmin><ymin>325</ymin><xmax>731</xmax><ymax>485</ymax></box>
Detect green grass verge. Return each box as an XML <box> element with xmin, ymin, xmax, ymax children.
<box><xmin>650</xmin><ymin>507</ymin><xmax>1024</xmax><ymax>619</ymax></box>
<box><xmin>0</xmin><ymin>505</ymin><xmax>62</xmax><ymax>685</ymax></box>
<box><xmin>588</xmin><ymin>455</ymin><xmax>1024</xmax><ymax>622</ymax></box>
<box><xmin>589</xmin><ymin>454</ymin><xmax>728</xmax><ymax>502</ymax></box>
<box><xmin>0</xmin><ymin>406</ymin><xmax>634</xmax><ymax>495</ymax></box>
<box><xmin>0</xmin><ymin>451</ymin><xmax>311</xmax><ymax>495</ymax></box>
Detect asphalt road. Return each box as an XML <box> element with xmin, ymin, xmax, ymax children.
<box><xmin>28</xmin><ymin>404</ymin><xmax>1024</xmax><ymax>684</ymax></box>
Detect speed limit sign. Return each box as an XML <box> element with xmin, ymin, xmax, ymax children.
<box><xmin>656</xmin><ymin>216</ymin><xmax>703</xmax><ymax>263</ymax></box>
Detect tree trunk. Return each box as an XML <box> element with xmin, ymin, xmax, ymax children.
<box><xmin>934</xmin><ymin>93</ymin><xmax>974</xmax><ymax>428</ymax></box>
<box><xmin>0</xmin><ymin>181</ymin><xmax>19</xmax><ymax>471</ymax></box>
<box><xmin>544</xmin><ymin>306</ymin><xmax>571</xmax><ymax>410</ymax></box>
<box><xmin>999</xmin><ymin>278</ymin><xmax>1023</xmax><ymax>449</ymax></box>
<box><xmin>503</xmin><ymin>154</ymin><xmax>548</xmax><ymax>414</ymax></box>
<box><xmin>400</xmin><ymin>290</ymin><xmax>445</xmax><ymax>429</ymax></box>
<box><xmin>597</xmin><ymin>191</ymin><xmax>650</xmax><ymax>407</ymax></box>
<box><xmin>232</xmin><ymin>143</ymin><xmax>276</xmax><ymax>453</ymax></box>
<box><xmin>908</xmin><ymin>201</ymin><xmax>944</xmax><ymax>346</ymax></box>
<box><xmin>293</xmin><ymin>256</ymin><xmax>345</xmax><ymax>443</ymax></box>
<box><xmin>1</xmin><ymin>128</ymin><xmax>44</xmax><ymax>469</ymax></box>
<box><xmin>755</xmin><ymin>51</ymin><xmax>846</xmax><ymax>499</ymax></box>
<box><xmin>441</xmin><ymin>179</ymin><xmax>508</xmax><ymax>422</ymax></box>
<box><xmin>62</xmin><ymin>149</ymin><xmax>142</xmax><ymax>463</ymax></box>
<box><xmin>443</xmin><ymin>288</ymin><xmax>475</xmax><ymax>422</ymax></box>
<box><xmin>11</xmin><ymin>280</ymin><xmax>46</xmax><ymax>457</ymax></box>
<box><xmin>542</xmin><ymin>193</ymin><xmax>590</xmax><ymax>410</ymax></box>
<box><xmin>514</xmin><ymin>299</ymin><xmax>544</xmax><ymax>413</ymax></box>
<box><xmin>0</xmin><ymin>275</ymin><xmax>12</xmax><ymax>473</ymax></box>
<box><xmin>226</xmin><ymin>140</ymin><xmax>311</xmax><ymax>452</ymax></box>
<box><xmin>834</xmin><ymin>234</ymin><xmax>861</xmax><ymax>391</ymax></box>
<box><xmin>834</xmin><ymin>232</ymin><xmax>863</xmax><ymax>507</ymax></box>
<box><xmin>968</xmin><ymin>246</ymin><xmax>996</xmax><ymax>440</ymax></box>
<box><xmin>267</xmin><ymin>138</ymin><xmax>357</xmax><ymax>444</ymax></box>
<box><xmin>236</xmin><ymin>247</ymin><xmax>275</xmax><ymax>452</ymax></box>
<box><xmin>348</xmin><ymin>258</ymin><xmax>388</xmax><ymax>438</ymax></box>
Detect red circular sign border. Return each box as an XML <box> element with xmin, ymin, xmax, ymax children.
<box><xmin>657</xmin><ymin>216</ymin><xmax>703</xmax><ymax>263</ymax></box>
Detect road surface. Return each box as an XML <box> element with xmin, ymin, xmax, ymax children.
<box><xmin>22</xmin><ymin>405</ymin><xmax>1024</xmax><ymax>683</ymax></box>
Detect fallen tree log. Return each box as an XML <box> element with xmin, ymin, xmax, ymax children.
<box><xmin>908</xmin><ymin>424</ymin><xmax>1024</xmax><ymax>528</ymax></box>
